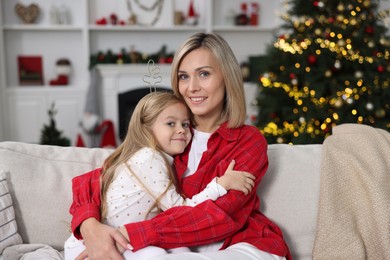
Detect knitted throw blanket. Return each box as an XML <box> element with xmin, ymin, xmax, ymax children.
<box><xmin>313</xmin><ymin>124</ymin><xmax>390</xmax><ymax>260</ymax></box>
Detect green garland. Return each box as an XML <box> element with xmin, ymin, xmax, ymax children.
<box><xmin>89</xmin><ymin>45</ymin><xmax>174</xmax><ymax>69</ymax></box>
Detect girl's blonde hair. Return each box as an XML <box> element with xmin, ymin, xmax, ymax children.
<box><xmin>170</xmin><ymin>32</ymin><xmax>246</xmax><ymax>128</ymax></box>
<box><xmin>100</xmin><ymin>91</ymin><xmax>188</xmax><ymax>219</ymax></box>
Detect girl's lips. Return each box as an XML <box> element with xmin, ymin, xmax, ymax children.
<box><xmin>172</xmin><ymin>137</ymin><xmax>187</xmax><ymax>142</ymax></box>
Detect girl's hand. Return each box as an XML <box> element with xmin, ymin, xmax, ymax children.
<box><xmin>76</xmin><ymin>218</ymin><xmax>132</xmax><ymax>260</ymax></box>
<box><xmin>217</xmin><ymin>160</ymin><xmax>256</xmax><ymax>195</ymax></box>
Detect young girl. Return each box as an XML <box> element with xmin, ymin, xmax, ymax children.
<box><xmin>65</xmin><ymin>92</ymin><xmax>255</xmax><ymax>259</ymax></box>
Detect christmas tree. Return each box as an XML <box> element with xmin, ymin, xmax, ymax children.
<box><xmin>256</xmin><ymin>0</ymin><xmax>390</xmax><ymax>144</ymax></box>
<box><xmin>40</xmin><ymin>103</ymin><xmax>70</xmax><ymax>146</ymax></box>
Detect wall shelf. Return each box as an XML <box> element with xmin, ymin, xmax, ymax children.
<box><xmin>0</xmin><ymin>0</ymin><xmax>284</xmax><ymax>143</ymax></box>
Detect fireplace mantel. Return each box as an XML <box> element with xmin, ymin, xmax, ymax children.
<box><xmin>97</xmin><ymin>64</ymin><xmax>172</xmax><ymax>138</ymax></box>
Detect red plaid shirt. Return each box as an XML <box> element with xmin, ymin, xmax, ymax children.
<box><xmin>70</xmin><ymin>123</ymin><xmax>291</xmax><ymax>259</ymax></box>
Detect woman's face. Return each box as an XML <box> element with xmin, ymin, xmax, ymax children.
<box><xmin>177</xmin><ymin>48</ymin><xmax>225</xmax><ymax>124</ymax></box>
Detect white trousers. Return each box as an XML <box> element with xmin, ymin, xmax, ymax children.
<box><xmin>64</xmin><ymin>234</ymin><xmax>190</xmax><ymax>260</ymax></box>
<box><xmin>148</xmin><ymin>243</ymin><xmax>286</xmax><ymax>260</ymax></box>
<box><xmin>65</xmin><ymin>234</ymin><xmax>285</xmax><ymax>260</ymax></box>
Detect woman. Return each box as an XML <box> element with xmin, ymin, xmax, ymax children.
<box><xmin>71</xmin><ymin>33</ymin><xmax>291</xmax><ymax>260</ymax></box>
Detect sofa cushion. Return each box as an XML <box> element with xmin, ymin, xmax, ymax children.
<box><xmin>261</xmin><ymin>144</ymin><xmax>322</xmax><ymax>260</ymax></box>
<box><xmin>0</xmin><ymin>142</ymin><xmax>112</xmax><ymax>251</ymax></box>
<box><xmin>0</xmin><ymin>170</ymin><xmax>23</xmax><ymax>253</ymax></box>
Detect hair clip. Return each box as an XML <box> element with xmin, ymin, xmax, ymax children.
<box><xmin>142</xmin><ymin>59</ymin><xmax>163</xmax><ymax>93</ymax></box>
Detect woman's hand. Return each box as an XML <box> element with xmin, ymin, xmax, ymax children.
<box><xmin>76</xmin><ymin>218</ymin><xmax>132</xmax><ymax>260</ymax></box>
<box><xmin>217</xmin><ymin>160</ymin><xmax>256</xmax><ymax>195</ymax></box>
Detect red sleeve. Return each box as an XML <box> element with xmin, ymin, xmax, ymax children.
<box><xmin>125</xmin><ymin>129</ymin><xmax>269</xmax><ymax>250</ymax></box>
<box><xmin>69</xmin><ymin>168</ymin><xmax>102</xmax><ymax>239</ymax></box>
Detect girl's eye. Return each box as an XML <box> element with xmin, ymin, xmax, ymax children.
<box><xmin>167</xmin><ymin>122</ymin><xmax>175</xmax><ymax>127</ymax></box>
<box><xmin>182</xmin><ymin>122</ymin><xmax>190</xmax><ymax>128</ymax></box>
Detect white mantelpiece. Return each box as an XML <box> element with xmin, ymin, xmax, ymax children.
<box><xmin>97</xmin><ymin>64</ymin><xmax>172</xmax><ymax>136</ymax></box>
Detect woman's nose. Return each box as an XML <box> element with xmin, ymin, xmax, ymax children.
<box><xmin>188</xmin><ymin>77</ymin><xmax>200</xmax><ymax>91</ymax></box>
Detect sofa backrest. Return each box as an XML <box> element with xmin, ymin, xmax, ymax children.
<box><xmin>0</xmin><ymin>142</ymin><xmax>322</xmax><ymax>259</ymax></box>
<box><xmin>262</xmin><ymin>144</ymin><xmax>322</xmax><ymax>260</ymax></box>
<box><xmin>0</xmin><ymin>142</ymin><xmax>112</xmax><ymax>251</ymax></box>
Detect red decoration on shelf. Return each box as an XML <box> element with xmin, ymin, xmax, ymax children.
<box><xmin>96</xmin><ymin>17</ymin><xmax>107</xmax><ymax>25</ymax></box>
<box><xmin>49</xmin><ymin>58</ymin><xmax>71</xmax><ymax>86</ymax></box>
<box><xmin>188</xmin><ymin>0</ymin><xmax>195</xmax><ymax>17</ymax></box>
<box><xmin>49</xmin><ymin>75</ymin><xmax>68</xmax><ymax>85</ymax></box>
<box><xmin>17</xmin><ymin>56</ymin><xmax>44</xmax><ymax>86</ymax></box>
<box><xmin>186</xmin><ymin>0</ymin><xmax>198</xmax><ymax>25</ymax></box>
<box><xmin>110</xmin><ymin>13</ymin><xmax>118</xmax><ymax>25</ymax></box>
<box><xmin>249</xmin><ymin>2</ymin><xmax>259</xmax><ymax>26</ymax></box>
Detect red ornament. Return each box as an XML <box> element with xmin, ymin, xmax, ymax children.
<box><xmin>188</xmin><ymin>0</ymin><xmax>196</xmax><ymax>17</ymax></box>
<box><xmin>249</xmin><ymin>3</ymin><xmax>259</xmax><ymax>26</ymax></box>
<box><xmin>377</xmin><ymin>65</ymin><xmax>384</xmax><ymax>73</ymax></box>
<box><xmin>186</xmin><ymin>0</ymin><xmax>198</xmax><ymax>25</ymax></box>
<box><xmin>110</xmin><ymin>13</ymin><xmax>118</xmax><ymax>25</ymax></box>
<box><xmin>365</xmin><ymin>26</ymin><xmax>374</xmax><ymax>34</ymax></box>
<box><xmin>313</xmin><ymin>1</ymin><xmax>319</xmax><ymax>7</ymax></box>
<box><xmin>76</xmin><ymin>134</ymin><xmax>86</xmax><ymax>147</ymax></box>
<box><xmin>95</xmin><ymin>17</ymin><xmax>107</xmax><ymax>25</ymax></box>
<box><xmin>289</xmin><ymin>73</ymin><xmax>296</xmax><ymax>79</ymax></box>
<box><xmin>328</xmin><ymin>17</ymin><xmax>335</xmax><ymax>23</ymax></box>
<box><xmin>97</xmin><ymin>120</ymin><xmax>117</xmax><ymax>148</ymax></box>
<box><xmin>49</xmin><ymin>75</ymin><xmax>68</xmax><ymax>86</ymax></box>
<box><xmin>324</xmin><ymin>126</ymin><xmax>330</xmax><ymax>133</ymax></box>
<box><xmin>308</xmin><ymin>54</ymin><xmax>317</xmax><ymax>64</ymax></box>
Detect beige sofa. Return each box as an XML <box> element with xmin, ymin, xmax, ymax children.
<box><xmin>0</xmin><ymin>139</ymin><xmax>323</xmax><ymax>259</ymax></box>
<box><xmin>2</xmin><ymin>123</ymin><xmax>389</xmax><ymax>259</ymax></box>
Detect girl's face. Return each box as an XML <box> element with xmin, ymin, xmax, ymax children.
<box><xmin>177</xmin><ymin>48</ymin><xmax>225</xmax><ymax>124</ymax></box>
<box><xmin>151</xmin><ymin>102</ymin><xmax>191</xmax><ymax>157</ymax></box>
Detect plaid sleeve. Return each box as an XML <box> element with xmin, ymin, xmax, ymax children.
<box><xmin>125</xmin><ymin>201</ymin><xmax>238</xmax><ymax>250</ymax></box>
<box><xmin>69</xmin><ymin>168</ymin><xmax>102</xmax><ymax>239</ymax></box>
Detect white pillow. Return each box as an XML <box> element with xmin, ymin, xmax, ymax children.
<box><xmin>0</xmin><ymin>170</ymin><xmax>23</xmax><ymax>253</ymax></box>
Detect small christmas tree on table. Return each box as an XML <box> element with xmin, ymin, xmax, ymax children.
<box><xmin>256</xmin><ymin>0</ymin><xmax>390</xmax><ymax>144</ymax></box>
<box><xmin>40</xmin><ymin>103</ymin><xmax>70</xmax><ymax>146</ymax></box>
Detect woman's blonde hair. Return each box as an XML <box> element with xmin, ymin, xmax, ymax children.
<box><xmin>170</xmin><ymin>32</ymin><xmax>246</xmax><ymax>128</ymax></box>
<box><xmin>100</xmin><ymin>91</ymin><xmax>188</xmax><ymax>219</ymax></box>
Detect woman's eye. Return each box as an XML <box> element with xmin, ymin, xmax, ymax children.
<box><xmin>199</xmin><ymin>71</ymin><xmax>210</xmax><ymax>77</ymax></box>
<box><xmin>178</xmin><ymin>74</ymin><xmax>188</xmax><ymax>80</ymax></box>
